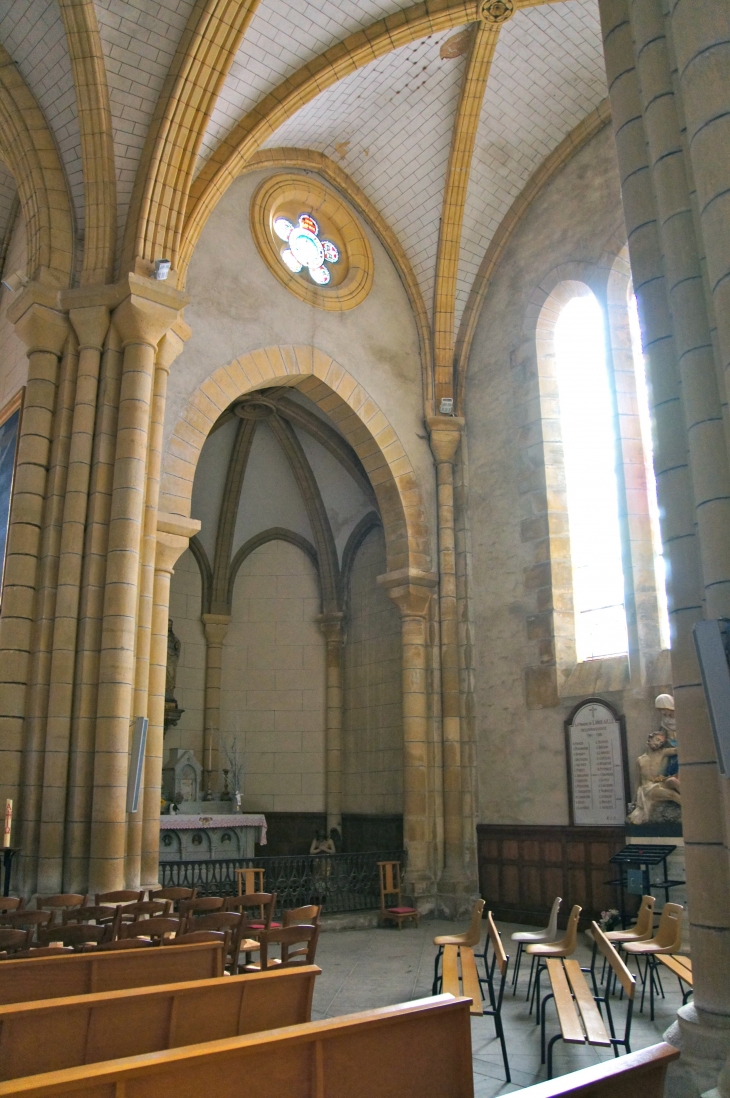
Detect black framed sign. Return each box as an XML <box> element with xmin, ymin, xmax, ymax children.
<box><xmin>564</xmin><ymin>697</ymin><xmax>630</xmax><ymax>826</ymax></box>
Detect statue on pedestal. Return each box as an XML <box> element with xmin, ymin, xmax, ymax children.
<box><xmin>164</xmin><ymin>620</ymin><xmax>184</xmax><ymax>732</ymax></box>
<box><xmin>627</xmin><ymin>694</ymin><xmax>681</xmax><ymax>825</ymax></box>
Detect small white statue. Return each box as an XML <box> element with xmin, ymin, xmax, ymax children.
<box><xmin>627</xmin><ymin>694</ymin><xmax>680</xmax><ymax>825</ymax></box>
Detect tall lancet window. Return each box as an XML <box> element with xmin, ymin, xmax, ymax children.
<box><xmin>629</xmin><ymin>292</ymin><xmax>671</xmax><ymax>649</ymax></box>
<box><xmin>555</xmin><ymin>292</ymin><xmax>629</xmax><ymax>660</ymax></box>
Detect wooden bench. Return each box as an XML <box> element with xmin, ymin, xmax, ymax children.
<box><xmin>658</xmin><ymin>955</ymin><xmax>692</xmax><ymax>1002</ymax></box>
<box><xmin>0</xmin><ymin>966</ymin><xmax>319</xmax><ymax>1081</ymax></box>
<box><xmin>0</xmin><ymin>994</ymin><xmax>474</xmax><ymax>1098</ymax></box>
<box><xmin>516</xmin><ymin>1042</ymin><xmax>678</xmax><ymax>1097</ymax></box>
<box><xmin>540</xmin><ymin>922</ymin><xmax>637</xmax><ymax>1078</ymax></box>
<box><xmin>0</xmin><ymin>942</ymin><xmax>223</xmax><ymax>1005</ymax></box>
<box><xmin>441</xmin><ymin>944</ymin><xmax>483</xmax><ymax>1015</ymax></box>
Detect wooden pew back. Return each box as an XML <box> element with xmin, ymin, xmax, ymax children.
<box><xmin>0</xmin><ymin>994</ymin><xmax>473</xmax><ymax>1098</ymax></box>
<box><xmin>0</xmin><ymin>942</ymin><xmax>223</xmax><ymax>1005</ymax></box>
<box><xmin>516</xmin><ymin>1043</ymin><xmax>678</xmax><ymax>1098</ymax></box>
<box><xmin>0</xmin><ymin>967</ymin><xmax>319</xmax><ymax>1080</ymax></box>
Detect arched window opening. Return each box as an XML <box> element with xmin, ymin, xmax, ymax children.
<box><xmin>628</xmin><ymin>293</ymin><xmax>671</xmax><ymax>649</ymax></box>
<box><xmin>555</xmin><ymin>292</ymin><xmax>628</xmax><ymax>661</ymax></box>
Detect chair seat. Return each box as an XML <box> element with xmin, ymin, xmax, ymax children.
<box><xmin>511</xmin><ymin>930</ymin><xmax>553</xmax><ymax>943</ymax></box>
<box><xmin>434</xmin><ymin>933</ymin><xmax>469</xmax><ymax>946</ymax></box>
<box><xmin>622</xmin><ymin>941</ymin><xmax>673</xmax><ymax>956</ymax></box>
<box><xmin>526</xmin><ymin>942</ymin><xmax>568</xmax><ymax>957</ymax></box>
<box><xmin>240</xmin><ymin>938</ymin><xmax>261</xmax><ymax>951</ymax></box>
<box><xmin>387</xmin><ymin>906</ymin><xmax>417</xmax><ymax>914</ymax></box>
<box><xmin>606</xmin><ymin>930</ymin><xmax>649</xmax><ymax>943</ymax></box>
<box><xmin>247</xmin><ymin>922</ymin><xmax>281</xmax><ymax>930</ymax></box>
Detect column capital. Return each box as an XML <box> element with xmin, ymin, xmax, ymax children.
<box><xmin>317</xmin><ymin>611</ymin><xmax>344</xmax><ymax>643</ymax></box>
<box><xmin>377</xmin><ymin>567</ymin><xmax>438</xmax><ymax>618</ymax></box>
<box><xmin>155</xmin><ymin>513</ymin><xmax>200</xmax><ymax>575</ymax></box>
<box><xmin>111</xmin><ymin>273</ymin><xmax>188</xmax><ymax>349</ymax></box>
<box><xmin>68</xmin><ymin>304</ymin><xmax>110</xmax><ymax>352</ymax></box>
<box><xmin>156</xmin><ymin>320</ymin><xmax>190</xmax><ymax>374</ymax></box>
<box><xmin>426</xmin><ymin>415</ymin><xmax>465</xmax><ymax>464</ymax></box>
<box><xmin>202</xmin><ymin>612</ymin><xmax>231</xmax><ymax>645</ymax></box>
<box><xmin>10</xmin><ymin>296</ymin><xmax>70</xmax><ymax>357</ymax></box>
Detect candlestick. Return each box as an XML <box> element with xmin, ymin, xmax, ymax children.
<box><xmin>3</xmin><ymin>799</ymin><xmax>11</xmax><ymax>849</ymax></box>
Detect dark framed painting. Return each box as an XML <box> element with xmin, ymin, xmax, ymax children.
<box><xmin>564</xmin><ymin>696</ymin><xmax>630</xmax><ymax>826</ymax></box>
<box><xmin>0</xmin><ymin>390</ymin><xmax>23</xmax><ymax>599</ymax></box>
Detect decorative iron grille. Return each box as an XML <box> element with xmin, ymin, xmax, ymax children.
<box><xmin>159</xmin><ymin>850</ymin><xmax>406</xmax><ymax>915</ymax></box>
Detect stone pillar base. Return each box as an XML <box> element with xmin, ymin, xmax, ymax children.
<box><xmin>435</xmin><ymin>871</ymin><xmax>480</xmax><ymax>919</ymax></box>
<box><xmin>404</xmin><ymin>873</ymin><xmax>437</xmax><ymax>915</ymax></box>
<box><xmin>664</xmin><ymin>1004</ymin><xmax>730</xmax><ymax>1098</ymax></box>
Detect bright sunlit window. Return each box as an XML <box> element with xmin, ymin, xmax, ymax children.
<box><xmin>555</xmin><ymin>293</ymin><xmax>629</xmax><ymax>660</ymax></box>
<box><xmin>628</xmin><ymin>292</ymin><xmax>671</xmax><ymax>649</ymax></box>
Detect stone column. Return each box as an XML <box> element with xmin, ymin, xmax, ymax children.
<box><xmin>378</xmin><ymin>567</ymin><xmax>438</xmax><ymax>909</ymax></box>
<box><xmin>201</xmin><ymin>612</ymin><xmax>231</xmax><ymax>796</ymax></box>
<box><xmin>599</xmin><ymin>1</ymin><xmax>730</xmax><ymax>1092</ymax></box>
<box><xmin>88</xmin><ymin>276</ymin><xmax>185</xmax><ymax>894</ymax></box>
<box><xmin>318</xmin><ymin>612</ymin><xmax>345</xmax><ymax>835</ymax></box>
<box><xmin>37</xmin><ymin>302</ymin><xmax>109</xmax><ymax>894</ymax></box>
<box><xmin>127</xmin><ymin>324</ymin><xmax>188</xmax><ymax>887</ymax></box>
<box><xmin>427</xmin><ymin>414</ymin><xmax>474</xmax><ymax>909</ymax></box>
<box><xmin>141</xmin><ymin>514</ymin><xmax>200</xmax><ymax>889</ymax></box>
<box><xmin>0</xmin><ymin>289</ymin><xmax>69</xmax><ymax>849</ymax></box>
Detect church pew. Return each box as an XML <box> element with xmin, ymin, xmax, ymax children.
<box><xmin>516</xmin><ymin>1043</ymin><xmax>679</xmax><ymax>1098</ymax></box>
<box><xmin>0</xmin><ymin>994</ymin><xmax>473</xmax><ymax>1098</ymax></box>
<box><xmin>0</xmin><ymin>942</ymin><xmax>223</xmax><ymax>1005</ymax></box>
<box><xmin>0</xmin><ymin>966</ymin><xmax>319</xmax><ymax>1080</ymax></box>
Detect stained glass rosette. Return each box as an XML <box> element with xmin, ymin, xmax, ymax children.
<box><xmin>273</xmin><ymin>214</ymin><xmax>339</xmax><ymax>285</ymax></box>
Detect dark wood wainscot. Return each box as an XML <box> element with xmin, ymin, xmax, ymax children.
<box><xmin>476</xmin><ymin>824</ymin><xmax>634</xmax><ymax>928</ymax></box>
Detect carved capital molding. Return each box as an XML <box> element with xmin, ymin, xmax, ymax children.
<box><xmin>9</xmin><ymin>288</ymin><xmax>69</xmax><ymax>356</ymax></box>
<box><xmin>155</xmin><ymin>512</ymin><xmax>201</xmax><ymax>574</ymax></box>
<box><xmin>69</xmin><ymin>304</ymin><xmax>110</xmax><ymax>352</ymax></box>
<box><xmin>111</xmin><ymin>273</ymin><xmax>188</xmax><ymax>349</ymax></box>
<box><xmin>317</xmin><ymin>611</ymin><xmax>345</xmax><ymax>644</ymax></box>
<box><xmin>377</xmin><ymin>567</ymin><xmax>438</xmax><ymax>619</ymax></box>
<box><xmin>426</xmin><ymin>415</ymin><xmax>465</xmax><ymax>465</ymax></box>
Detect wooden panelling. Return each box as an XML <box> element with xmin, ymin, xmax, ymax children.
<box><xmin>477</xmin><ymin>825</ymin><xmax>633</xmax><ymax>928</ymax></box>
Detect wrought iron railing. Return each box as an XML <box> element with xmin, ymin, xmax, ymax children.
<box><xmin>159</xmin><ymin>850</ymin><xmax>406</xmax><ymax>915</ymax></box>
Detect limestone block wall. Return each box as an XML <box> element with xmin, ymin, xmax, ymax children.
<box><xmin>343</xmin><ymin>525</ymin><xmax>403</xmax><ymax>815</ymax></box>
<box><xmin>466</xmin><ymin>124</ymin><xmax>670</xmax><ymax>825</ymax></box>
<box><xmin>166</xmin><ymin>548</ymin><xmax>206</xmax><ymax>761</ymax></box>
<box><xmin>220</xmin><ymin>539</ymin><xmax>326</xmax><ymax>812</ymax></box>
<box><xmin>0</xmin><ymin>215</ymin><xmax>28</xmax><ymax>412</ymax></box>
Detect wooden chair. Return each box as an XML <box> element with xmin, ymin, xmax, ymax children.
<box><xmin>481</xmin><ymin>911</ymin><xmax>511</xmax><ymax>1083</ymax></box>
<box><xmin>235</xmin><ymin>867</ymin><xmax>265</xmax><ymax>896</ymax></box>
<box><xmin>378</xmin><ymin>861</ymin><xmax>419</xmax><ymax>929</ymax></box>
<box><xmin>94</xmin><ymin>939</ymin><xmax>155</xmax><ymax>951</ymax></box>
<box><xmin>0</xmin><ymin>993</ymin><xmax>473</xmax><ymax>1098</ymax></box>
<box><xmin>119</xmin><ymin>917</ymin><xmax>180</xmax><ymax>944</ymax></box>
<box><xmin>517</xmin><ymin>1042</ymin><xmax>678</xmax><ymax>1097</ymax></box>
<box><xmin>0</xmin><ymin>928</ymin><xmax>31</xmax><ymax>957</ymax></box>
<box><xmin>62</xmin><ymin>905</ymin><xmax>121</xmax><ymax>941</ymax></box>
<box><xmin>282</xmin><ymin>904</ymin><xmax>320</xmax><ymax>927</ymax></box>
<box><xmin>14</xmin><ymin>947</ymin><xmax>75</xmax><ymax>958</ymax></box>
<box><xmin>164</xmin><ymin>930</ymin><xmax>231</xmax><ymax>952</ymax></box>
<box><xmin>225</xmin><ymin>892</ymin><xmax>279</xmax><ymax>934</ymax></box>
<box><xmin>36</xmin><ymin>896</ymin><xmax>85</xmax><ymax>924</ymax></box>
<box><xmin>432</xmin><ymin>898</ymin><xmax>484</xmax><ymax>994</ymax></box>
<box><xmin>117</xmin><ymin>900</ymin><xmax>173</xmax><ymax>923</ymax></box>
<box><xmin>95</xmin><ymin>890</ymin><xmax>144</xmax><ymax>906</ymax></box>
<box><xmin>179</xmin><ymin>896</ymin><xmax>224</xmax><ymax>919</ymax></box>
<box><xmin>0</xmin><ymin>909</ymin><xmax>52</xmax><ymax>944</ymax></box>
<box><xmin>152</xmin><ymin>887</ymin><xmax>197</xmax><ymax>912</ymax></box>
<box><xmin>0</xmin><ymin>898</ymin><xmax>24</xmax><ymax>915</ymax></box>
<box><xmin>39</xmin><ymin>924</ymin><xmax>107</xmax><ymax>950</ymax></box>
<box><xmin>243</xmin><ymin>924</ymin><xmax>320</xmax><ymax>971</ymax></box>
<box><xmin>511</xmin><ymin>896</ymin><xmax>561</xmax><ymax>995</ymax></box>
<box><xmin>183</xmin><ymin>912</ymin><xmax>243</xmax><ymax>970</ymax></box>
<box><xmin>658</xmin><ymin>953</ymin><xmax>692</xmax><ymax>1003</ymax></box>
<box><xmin>623</xmin><ymin>902</ymin><xmax>683</xmax><ymax>1019</ymax></box>
<box><xmin>528</xmin><ymin>904</ymin><xmax>582</xmax><ymax>1018</ymax></box>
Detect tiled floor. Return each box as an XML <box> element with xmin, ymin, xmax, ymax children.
<box><xmin>311</xmin><ymin>919</ymin><xmax>685</xmax><ymax>1096</ymax></box>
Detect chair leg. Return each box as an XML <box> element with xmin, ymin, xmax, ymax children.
<box><xmin>495</xmin><ymin>1010</ymin><xmax>511</xmax><ymax>1083</ymax></box>
<box><xmin>511</xmin><ymin>941</ymin><xmax>523</xmax><ymax>994</ymax></box>
<box><xmin>547</xmin><ymin>1034</ymin><xmax>562</xmax><ymax>1080</ymax></box>
<box><xmin>432</xmin><ymin>946</ymin><xmax>443</xmax><ymax>995</ymax></box>
<box><xmin>526</xmin><ymin>954</ymin><xmax>537</xmax><ymax>1002</ymax></box>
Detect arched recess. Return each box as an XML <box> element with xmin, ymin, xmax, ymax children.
<box><xmin>0</xmin><ymin>46</ymin><xmax>73</xmax><ymax>287</ymax></box>
<box><xmin>161</xmin><ymin>345</ymin><xmax>432</xmax><ymax>578</ymax></box>
<box><xmin>228</xmin><ymin>528</ymin><xmax>318</xmax><ymax>608</ymax></box>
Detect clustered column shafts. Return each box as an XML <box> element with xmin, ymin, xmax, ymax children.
<box><xmin>599</xmin><ymin>0</ymin><xmax>730</xmax><ymax>1086</ymax></box>
<box><xmin>318</xmin><ymin>612</ymin><xmax>345</xmax><ymax>836</ymax></box>
<box><xmin>379</xmin><ymin>570</ymin><xmax>438</xmax><ymax>905</ymax></box>
<box><xmin>37</xmin><ymin>305</ymin><xmax>109</xmax><ymax>894</ymax></box>
<box><xmin>201</xmin><ymin>612</ymin><xmax>232</xmax><ymax>797</ymax></box>
<box><xmin>427</xmin><ymin>415</ymin><xmax>467</xmax><ymax>893</ymax></box>
<box><xmin>88</xmin><ymin>284</ymin><xmax>185</xmax><ymax>894</ymax></box>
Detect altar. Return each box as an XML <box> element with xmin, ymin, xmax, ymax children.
<box><xmin>159</xmin><ymin>813</ymin><xmax>267</xmax><ymax>862</ymax></box>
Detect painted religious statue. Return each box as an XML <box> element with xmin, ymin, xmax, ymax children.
<box><xmin>164</xmin><ymin>620</ymin><xmax>184</xmax><ymax>732</ymax></box>
<box><xmin>627</xmin><ymin>694</ymin><xmax>681</xmax><ymax>825</ymax></box>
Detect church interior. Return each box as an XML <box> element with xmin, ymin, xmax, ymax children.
<box><xmin>0</xmin><ymin>0</ymin><xmax>728</xmax><ymax>1094</ymax></box>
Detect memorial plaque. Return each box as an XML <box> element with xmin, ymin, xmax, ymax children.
<box><xmin>565</xmin><ymin>698</ymin><xmax>629</xmax><ymax>826</ymax></box>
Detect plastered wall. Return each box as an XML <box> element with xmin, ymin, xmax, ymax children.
<box><xmin>0</xmin><ymin>214</ymin><xmax>28</xmax><ymax>413</ymax></box>
<box><xmin>343</xmin><ymin>525</ymin><xmax>403</xmax><ymax>815</ymax></box>
<box><xmin>166</xmin><ymin>548</ymin><xmax>206</xmax><ymax>761</ymax></box>
<box><xmin>220</xmin><ymin>539</ymin><xmax>326</xmax><ymax>812</ymax></box>
<box><xmin>466</xmin><ymin>124</ymin><xmax>669</xmax><ymax>825</ymax></box>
